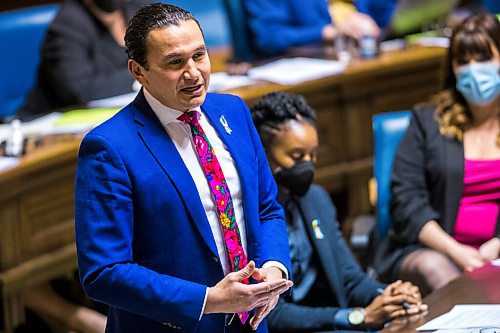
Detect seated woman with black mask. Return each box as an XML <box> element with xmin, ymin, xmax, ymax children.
<box><xmin>250</xmin><ymin>91</ymin><xmax>427</xmax><ymax>332</ymax></box>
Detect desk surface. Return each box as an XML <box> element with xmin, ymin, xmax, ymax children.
<box><xmin>382</xmin><ymin>264</ymin><xmax>500</xmax><ymax>333</ymax></box>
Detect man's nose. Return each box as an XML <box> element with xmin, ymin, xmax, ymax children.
<box><xmin>183</xmin><ymin>60</ymin><xmax>199</xmax><ymax>79</ymax></box>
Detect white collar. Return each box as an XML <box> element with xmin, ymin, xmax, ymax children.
<box><xmin>143</xmin><ymin>88</ymin><xmax>202</xmax><ymax>126</ymax></box>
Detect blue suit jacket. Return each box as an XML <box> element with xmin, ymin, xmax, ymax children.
<box><xmin>75</xmin><ymin>91</ymin><xmax>292</xmax><ymax>332</ymax></box>
<box><xmin>244</xmin><ymin>0</ymin><xmax>331</xmax><ymax>55</ymax></box>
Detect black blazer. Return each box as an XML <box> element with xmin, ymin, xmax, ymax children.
<box><xmin>19</xmin><ymin>0</ymin><xmax>150</xmax><ymax>119</ymax></box>
<box><xmin>269</xmin><ymin>184</ymin><xmax>383</xmax><ymax>332</ymax></box>
<box><xmin>375</xmin><ymin>105</ymin><xmax>500</xmax><ymax>280</ymax></box>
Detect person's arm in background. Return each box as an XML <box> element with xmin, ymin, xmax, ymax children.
<box><xmin>41</xmin><ymin>4</ymin><xmax>135</xmax><ymax>104</ymax></box>
<box><xmin>245</xmin><ymin>0</ymin><xmax>335</xmax><ymax>55</ymax></box>
<box><xmin>311</xmin><ymin>188</ymin><xmax>427</xmax><ymax>328</ymax></box>
<box><xmin>311</xmin><ymin>186</ymin><xmax>425</xmax><ymax>328</ymax></box>
<box><xmin>329</xmin><ymin>0</ymin><xmax>380</xmax><ymax>39</ymax></box>
<box><xmin>390</xmin><ymin>109</ymin><xmax>483</xmax><ymax>271</ymax></box>
<box><xmin>268</xmin><ymin>298</ymin><xmax>342</xmax><ymax>332</ymax></box>
<box><xmin>419</xmin><ymin>221</ymin><xmax>485</xmax><ymax>271</ymax></box>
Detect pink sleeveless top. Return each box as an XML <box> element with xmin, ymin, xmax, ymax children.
<box><xmin>453</xmin><ymin>159</ymin><xmax>500</xmax><ymax>248</ymax></box>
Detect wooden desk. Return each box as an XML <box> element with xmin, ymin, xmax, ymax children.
<box><xmin>0</xmin><ymin>46</ymin><xmax>446</xmax><ymax>332</ymax></box>
<box><xmin>0</xmin><ymin>141</ymin><xmax>80</xmax><ymax>332</ymax></box>
<box><xmin>382</xmin><ymin>264</ymin><xmax>500</xmax><ymax>333</ymax></box>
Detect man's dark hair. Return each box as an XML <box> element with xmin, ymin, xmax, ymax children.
<box><xmin>250</xmin><ymin>91</ymin><xmax>316</xmax><ymax>149</ymax></box>
<box><xmin>125</xmin><ymin>3</ymin><xmax>203</xmax><ymax>69</ymax></box>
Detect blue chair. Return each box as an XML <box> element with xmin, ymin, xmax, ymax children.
<box><xmin>372</xmin><ymin>111</ymin><xmax>412</xmax><ymax>240</ymax></box>
<box><xmin>220</xmin><ymin>0</ymin><xmax>256</xmax><ymax>62</ymax></box>
<box><xmin>0</xmin><ymin>4</ymin><xmax>59</xmax><ymax>120</ymax></box>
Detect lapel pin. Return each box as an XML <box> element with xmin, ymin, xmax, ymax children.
<box><xmin>312</xmin><ymin>219</ymin><xmax>324</xmax><ymax>240</ymax></box>
<box><xmin>219</xmin><ymin>115</ymin><xmax>232</xmax><ymax>135</ymax></box>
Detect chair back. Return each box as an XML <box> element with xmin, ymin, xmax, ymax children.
<box><xmin>220</xmin><ymin>0</ymin><xmax>256</xmax><ymax>62</ymax></box>
<box><xmin>372</xmin><ymin>111</ymin><xmax>412</xmax><ymax>239</ymax></box>
<box><xmin>0</xmin><ymin>4</ymin><xmax>59</xmax><ymax>119</ymax></box>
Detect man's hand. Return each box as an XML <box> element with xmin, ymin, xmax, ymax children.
<box><xmin>364</xmin><ymin>281</ymin><xmax>427</xmax><ymax>328</ymax></box>
<box><xmin>248</xmin><ymin>266</ymin><xmax>287</xmax><ymax>330</ymax></box>
<box><xmin>203</xmin><ymin>261</ymin><xmax>292</xmax><ymax>316</ymax></box>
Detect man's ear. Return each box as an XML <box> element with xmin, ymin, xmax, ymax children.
<box><xmin>128</xmin><ymin>59</ymin><xmax>146</xmax><ymax>85</ymax></box>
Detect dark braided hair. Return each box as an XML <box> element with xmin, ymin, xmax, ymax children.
<box><xmin>251</xmin><ymin>91</ymin><xmax>316</xmax><ymax>150</ymax></box>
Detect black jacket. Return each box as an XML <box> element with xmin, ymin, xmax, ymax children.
<box><xmin>269</xmin><ymin>184</ymin><xmax>383</xmax><ymax>332</ymax></box>
<box><xmin>375</xmin><ymin>105</ymin><xmax>500</xmax><ymax>280</ymax></box>
<box><xmin>19</xmin><ymin>0</ymin><xmax>149</xmax><ymax>119</ymax></box>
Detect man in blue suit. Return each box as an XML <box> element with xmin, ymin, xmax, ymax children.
<box><xmin>75</xmin><ymin>3</ymin><xmax>292</xmax><ymax>332</ymax></box>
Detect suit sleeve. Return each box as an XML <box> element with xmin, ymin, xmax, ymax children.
<box><xmin>390</xmin><ymin>109</ymin><xmax>440</xmax><ymax>244</ymax></box>
<box><xmin>245</xmin><ymin>0</ymin><xmax>330</xmax><ymax>55</ymax></box>
<box><xmin>75</xmin><ymin>134</ymin><xmax>206</xmax><ymax>332</ymax></box>
<box><xmin>239</xmin><ymin>97</ymin><xmax>292</xmax><ymax>277</ymax></box>
<box><xmin>267</xmin><ymin>298</ymin><xmax>338</xmax><ymax>332</ymax></box>
<box><xmin>313</xmin><ymin>186</ymin><xmax>383</xmax><ymax>307</ymax></box>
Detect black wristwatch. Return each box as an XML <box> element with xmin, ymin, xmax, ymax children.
<box><xmin>348</xmin><ymin>307</ymin><xmax>366</xmax><ymax>326</ymax></box>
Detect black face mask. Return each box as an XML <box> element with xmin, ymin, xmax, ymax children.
<box><xmin>274</xmin><ymin>160</ymin><xmax>314</xmax><ymax>197</ymax></box>
<box><xmin>93</xmin><ymin>0</ymin><xmax>120</xmax><ymax>12</ymax></box>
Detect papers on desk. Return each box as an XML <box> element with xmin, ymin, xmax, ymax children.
<box><xmin>247</xmin><ymin>57</ymin><xmax>346</xmax><ymax>85</ymax></box>
<box><xmin>417</xmin><ymin>305</ymin><xmax>500</xmax><ymax>331</ymax></box>
<box><xmin>417</xmin><ymin>37</ymin><xmax>450</xmax><ymax>48</ymax></box>
<box><xmin>208</xmin><ymin>72</ymin><xmax>258</xmax><ymax>92</ymax></box>
<box><xmin>491</xmin><ymin>258</ymin><xmax>500</xmax><ymax>267</ymax></box>
<box><xmin>0</xmin><ymin>108</ymin><xmax>119</xmax><ymax>143</ymax></box>
<box><xmin>0</xmin><ymin>156</ymin><xmax>20</xmax><ymax>171</ymax></box>
<box><xmin>87</xmin><ymin>92</ymin><xmax>138</xmax><ymax>108</ymax></box>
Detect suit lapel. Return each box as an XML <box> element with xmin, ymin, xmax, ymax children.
<box><xmin>297</xmin><ymin>195</ymin><xmax>347</xmax><ymax>307</ymax></box>
<box><xmin>132</xmin><ymin>92</ymin><xmax>219</xmax><ymax>258</ymax></box>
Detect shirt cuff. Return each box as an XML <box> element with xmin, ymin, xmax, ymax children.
<box><xmin>333</xmin><ymin>308</ymin><xmax>352</xmax><ymax>327</ymax></box>
<box><xmin>199</xmin><ymin>287</ymin><xmax>209</xmax><ymax>321</ymax></box>
<box><xmin>261</xmin><ymin>261</ymin><xmax>289</xmax><ymax>279</ymax></box>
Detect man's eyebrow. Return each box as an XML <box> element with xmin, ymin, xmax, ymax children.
<box><xmin>164</xmin><ymin>46</ymin><xmax>208</xmax><ymax>61</ymax></box>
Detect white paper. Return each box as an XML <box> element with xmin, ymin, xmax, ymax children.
<box><xmin>432</xmin><ymin>328</ymin><xmax>480</xmax><ymax>333</ymax></box>
<box><xmin>247</xmin><ymin>57</ymin><xmax>346</xmax><ymax>85</ymax></box>
<box><xmin>0</xmin><ymin>156</ymin><xmax>20</xmax><ymax>171</ymax></box>
<box><xmin>208</xmin><ymin>72</ymin><xmax>257</xmax><ymax>92</ymax></box>
<box><xmin>417</xmin><ymin>37</ymin><xmax>450</xmax><ymax>48</ymax></box>
<box><xmin>491</xmin><ymin>258</ymin><xmax>500</xmax><ymax>267</ymax></box>
<box><xmin>433</xmin><ymin>329</ymin><xmax>496</xmax><ymax>333</ymax></box>
<box><xmin>417</xmin><ymin>305</ymin><xmax>500</xmax><ymax>331</ymax></box>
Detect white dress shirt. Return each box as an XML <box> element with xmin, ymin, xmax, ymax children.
<box><xmin>143</xmin><ymin>89</ymin><xmax>287</xmax><ymax>319</ymax></box>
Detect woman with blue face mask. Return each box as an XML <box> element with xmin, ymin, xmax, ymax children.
<box><xmin>375</xmin><ymin>13</ymin><xmax>500</xmax><ymax>296</ymax></box>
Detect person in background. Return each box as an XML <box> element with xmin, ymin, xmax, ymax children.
<box><xmin>18</xmin><ymin>0</ymin><xmax>149</xmax><ymax>119</ymax></box>
<box><xmin>251</xmin><ymin>91</ymin><xmax>427</xmax><ymax>332</ymax></box>
<box><xmin>75</xmin><ymin>3</ymin><xmax>292</xmax><ymax>332</ymax></box>
<box><xmin>243</xmin><ymin>0</ymin><xmax>379</xmax><ymax>56</ymax></box>
<box><xmin>375</xmin><ymin>13</ymin><xmax>500</xmax><ymax>296</ymax></box>
<box><xmin>329</xmin><ymin>0</ymin><xmax>381</xmax><ymax>40</ymax></box>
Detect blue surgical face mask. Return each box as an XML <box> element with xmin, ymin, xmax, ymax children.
<box><xmin>456</xmin><ymin>61</ymin><xmax>500</xmax><ymax>105</ymax></box>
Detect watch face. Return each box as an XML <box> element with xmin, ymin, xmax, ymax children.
<box><xmin>348</xmin><ymin>308</ymin><xmax>365</xmax><ymax>326</ymax></box>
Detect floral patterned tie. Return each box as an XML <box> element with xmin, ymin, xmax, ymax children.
<box><xmin>178</xmin><ymin>111</ymin><xmax>249</xmax><ymax>324</ymax></box>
